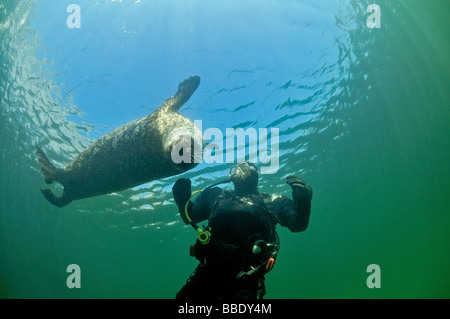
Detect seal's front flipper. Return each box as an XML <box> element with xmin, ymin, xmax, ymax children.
<box><xmin>40</xmin><ymin>189</ymin><xmax>72</xmax><ymax>208</ymax></box>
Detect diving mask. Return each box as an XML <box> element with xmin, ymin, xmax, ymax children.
<box><xmin>228</xmin><ymin>162</ymin><xmax>256</xmax><ymax>184</ymax></box>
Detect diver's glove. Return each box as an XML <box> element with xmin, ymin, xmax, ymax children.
<box><xmin>286</xmin><ymin>176</ymin><xmax>313</xmax><ymax>203</ymax></box>
<box><xmin>172</xmin><ymin>178</ymin><xmax>192</xmax><ymax>209</ymax></box>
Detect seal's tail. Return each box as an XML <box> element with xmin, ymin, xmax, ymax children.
<box><xmin>36</xmin><ymin>145</ymin><xmax>72</xmax><ymax>208</ymax></box>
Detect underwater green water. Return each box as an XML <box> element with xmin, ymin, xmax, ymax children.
<box><xmin>0</xmin><ymin>0</ymin><xmax>449</xmax><ymax>298</ymax></box>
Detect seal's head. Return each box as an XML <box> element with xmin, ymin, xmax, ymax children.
<box><xmin>165</xmin><ymin>127</ymin><xmax>203</xmax><ymax>172</ymax></box>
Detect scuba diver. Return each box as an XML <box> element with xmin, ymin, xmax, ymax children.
<box><xmin>172</xmin><ymin>162</ymin><xmax>313</xmax><ymax>299</ymax></box>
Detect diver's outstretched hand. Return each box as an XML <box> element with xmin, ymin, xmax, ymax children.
<box><xmin>172</xmin><ymin>178</ymin><xmax>192</xmax><ymax>208</ymax></box>
<box><xmin>286</xmin><ymin>176</ymin><xmax>312</xmax><ymax>202</ymax></box>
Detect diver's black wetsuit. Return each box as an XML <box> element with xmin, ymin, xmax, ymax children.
<box><xmin>175</xmin><ymin>182</ymin><xmax>312</xmax><ymax>299</ymax></box>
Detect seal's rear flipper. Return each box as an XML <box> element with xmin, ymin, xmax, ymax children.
<box><xmin>36</xmin><ymin>145</ymin><xmax>72</xmax><ymax>207</ymax></box>
<box><xmin>163</xmin><ymin>75</ymin><xmax>200</xmax><ymax>113</ymax></box>
<box><xmin>36</xmin><ymin>145</ymin><xmax>60</xmax><ymax>184</ymax></box>
<box><xmin>40</xmin><ymin>189</ymin><xmax>72</xmax><ymax>208</ymax></box>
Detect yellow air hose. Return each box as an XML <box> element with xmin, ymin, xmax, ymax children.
<box><xmin>184</xmin><ymin>190</ymin><xmax>211</xmax><ymax>245</ymax></box>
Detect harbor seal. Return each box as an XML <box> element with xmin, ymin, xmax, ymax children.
<box><xmin>37</xmin><ymin>75</ymin><xmax>202</xmax><ymax>208</ymax></box>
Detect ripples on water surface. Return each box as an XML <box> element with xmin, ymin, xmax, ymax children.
<box><xmin>0</xmin><ymin>0</ymin><xmax>449</xmax><ymax>298</ymax></box>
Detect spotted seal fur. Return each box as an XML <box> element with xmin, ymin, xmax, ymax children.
<box><xmin>36</xmin><ymin>75</ymin><xmax>202</xmax><ymax>207</ymax></box>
